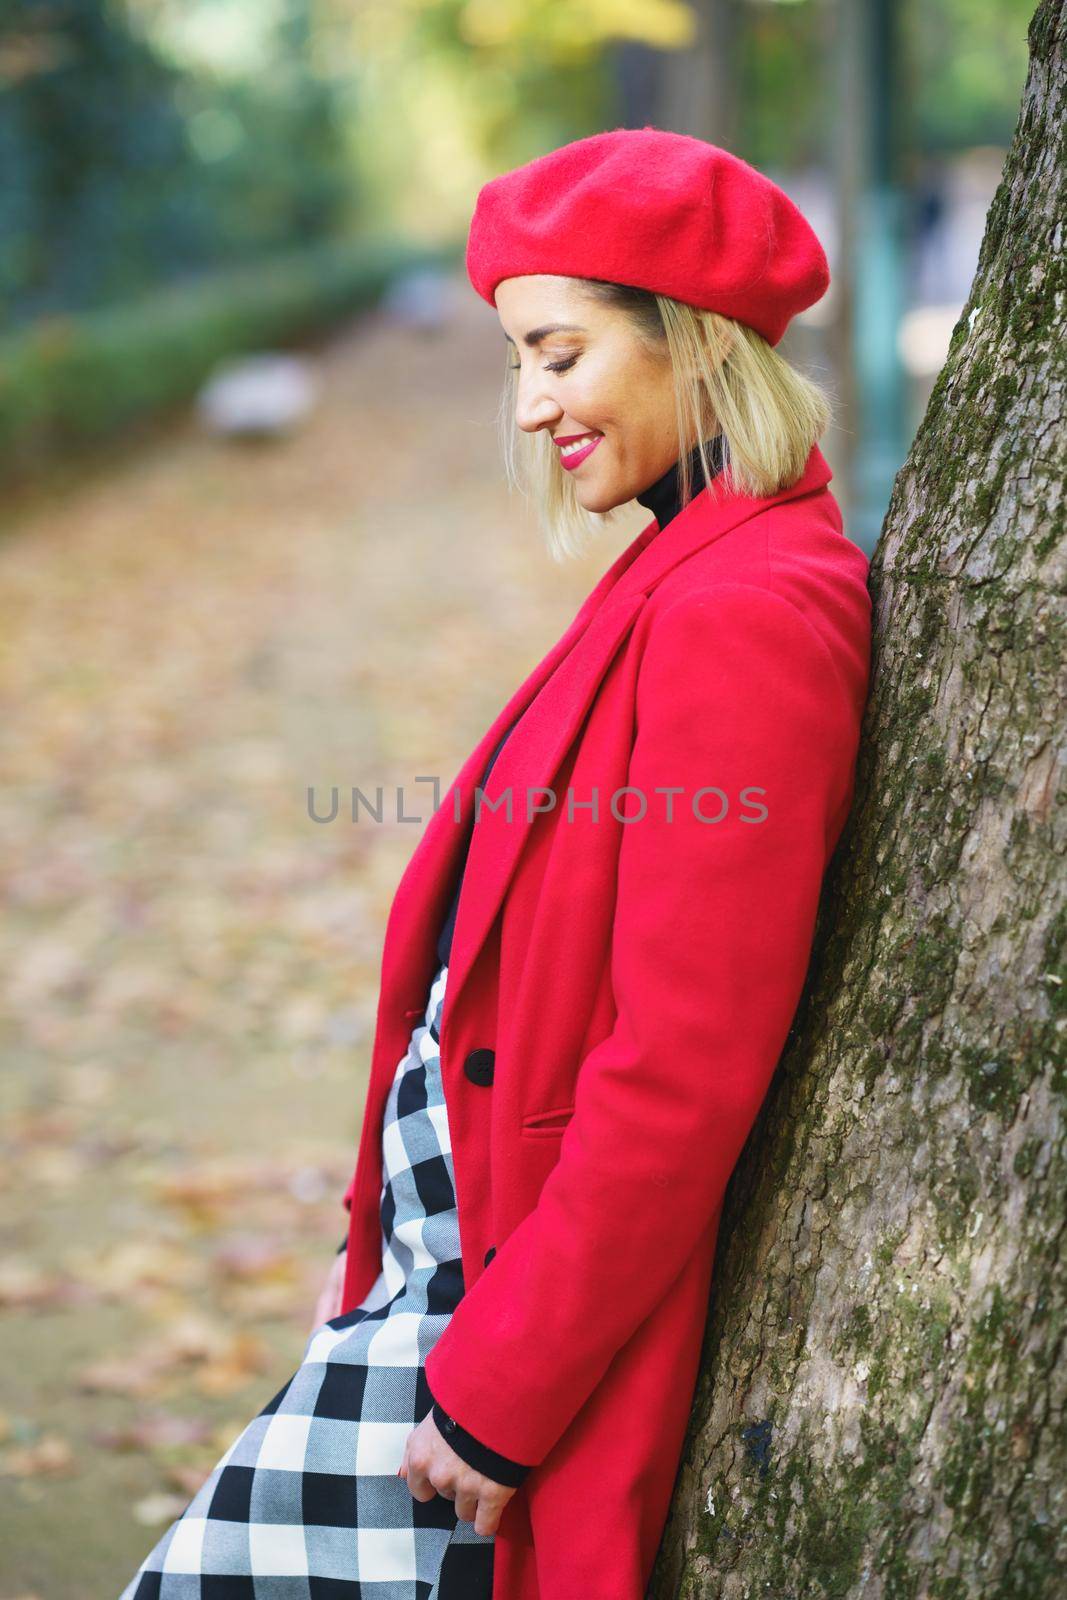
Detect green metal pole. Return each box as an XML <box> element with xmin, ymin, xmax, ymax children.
<box><xmin>851</xmin><ymin>0</ymin><xmax>909</xmax><ymax>552</ymax></box>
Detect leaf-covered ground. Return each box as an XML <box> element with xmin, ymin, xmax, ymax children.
<box><xmin>0</xmin><ymin>275</ymin><xmax>644</xmax><ymax>1598</ymax></box>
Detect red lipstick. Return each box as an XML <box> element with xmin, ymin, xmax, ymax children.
<box><xmin>555</xmin><ymin>431</ymin><xmax>603</xmax><ymax>471</ymax></box>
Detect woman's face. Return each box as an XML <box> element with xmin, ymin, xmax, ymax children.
<box><xmin>494</xmin><ymin>275</ymin><xmax>683</xmax><ymax>514</ymax></box>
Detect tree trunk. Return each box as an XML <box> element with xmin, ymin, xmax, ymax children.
<box><xmin>651</xmin><ymin>3</ymin><xmax>1066</xmax><ymax>1595</ymax></box>
<box><xmin>657</xmin><ymin>0</ymin><xmax>743</xmax><ymax>152</ymax></box>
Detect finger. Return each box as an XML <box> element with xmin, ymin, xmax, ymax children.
<box><xmin>454</xmin><ymin>1489</ymin><xmax>479</xmax><ymax>1525</ymax></box>
<box><xmin>474</xmin><ymin>1496</ymin><xmax>500</xmax><ymax>1538</ymax></box>
<box><xmin>405</xmin><ymin>1461</ymin><xmax>436</xmax><ymax>1502</ymax></box>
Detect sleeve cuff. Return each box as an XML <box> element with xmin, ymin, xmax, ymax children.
<box><xmin>429</xmin><ymin>1397</ymin><xmax>532</xmax><ymax>1488</ymax></box>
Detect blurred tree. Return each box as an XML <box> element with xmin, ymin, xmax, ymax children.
<box><xmin>738</xmin><ymin>0</ymin><xmax>1031</xmax><ymax>170</ymax></box>
<box><xmin>0</xmin><ymin>0</ymin><xmax>195</xmax><ymax>319</ymax></box>
<box><xmin>914</xmin><ymin>0</ymin><xmax>1038</xmax><ymax>149</ymax></box>
<box><xmin>319</xmin><ymin>0</ymin><xmax>697</xmax><ymax>236</ymax></box>
<box><xmin>0</xmin><ymin>0</ymin><xmax>354</xmax><ymax>327</ymax></box>
<box><xmin>164</xmin><ymin>0</ymin><xmax>355</xmax><ymax>256</ymax></box>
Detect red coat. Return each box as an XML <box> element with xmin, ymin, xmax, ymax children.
<box><xmin>340</xmin><ymin>441</ymin><xmax>871</xmax><ymax>1599</ymax></box>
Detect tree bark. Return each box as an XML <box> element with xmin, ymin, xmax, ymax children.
<box><xmin>651</xmin><ymin>2</ymin><xmax>1066</xmax><ymax>1595</ymax></box>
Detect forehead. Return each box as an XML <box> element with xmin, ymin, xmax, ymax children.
<box><xmin>495</xmin><ymin>275</ymin><xmax>595</xmax><ymax>340</ymax></box>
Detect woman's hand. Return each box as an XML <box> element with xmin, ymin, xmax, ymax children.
<box><xmin>311</xmin><ymin>1247</ymin><xmax>346</xmax><ymax>1330</ymax></box>
<box><xmin>400</xmin><ymin>1411</ymin><xmax>517</xmax><ymax>1536</ymax></box>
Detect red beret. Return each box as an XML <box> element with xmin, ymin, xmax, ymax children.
<box><xmin>466</xmin><ymin>126</ymin><xmax>830</xmax><ymax>347</ymax></box>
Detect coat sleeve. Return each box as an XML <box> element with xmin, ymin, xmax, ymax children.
<box><xmin>422</xmin><ymin>583</ymin><xmax>863</xmax><ymax>1468</ymax></box>
<box><xmin>426</xmin><ymin>1386</ymin><xmax>532</xmax><ymax>1487</ymax></box>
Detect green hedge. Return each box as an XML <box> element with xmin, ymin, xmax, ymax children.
<box><xmin>0</xmin><ymin>233</ymin><xmax>461</xmax><ymax>486</ymax></box>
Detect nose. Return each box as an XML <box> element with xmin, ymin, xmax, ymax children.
<box><xmin>512</xmin><ymin>368</ymin><xmax>563</xmax><ymax>436</ymax></box>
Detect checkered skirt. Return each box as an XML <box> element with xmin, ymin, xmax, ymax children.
<box><xmin>118</xmin><ymin>960</ymin><xmax>494</xmax><ymax>1599</ymax></box>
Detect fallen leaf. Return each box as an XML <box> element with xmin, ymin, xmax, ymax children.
<box><xmin>2</xmin><ymin>1433</ymin><xmax>77</xmax><ymax>1476</ymax></box>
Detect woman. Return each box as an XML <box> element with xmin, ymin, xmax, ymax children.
<box><xmin>117</xmin><ymin>127</ymin><xmax>871</xmax><ymax>1600</ymax></box>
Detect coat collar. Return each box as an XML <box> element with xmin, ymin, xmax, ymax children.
<box><xmin>377</xmin><ymin>443</ymin><xmax>834</xmax><ymax>1028</ymax></box>
<box><xmin>610</xmin><ymin>438</ymin><xmax>833</xmax><ymax>606</ymax></box>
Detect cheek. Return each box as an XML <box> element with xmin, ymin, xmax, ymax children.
<box><xmin>566</xmin><ymin>380</ymin><xmax>606</xmax><ymax>426</ymax></box>
<box><xmin>578</xmin><ymin>398</ymin><xmax>624</xmax><ymax>441</ymax></box>
<box><xmin>566</xmin><ymin>361</ymin><xmax>622</xmax><ymax>430</ymax></box>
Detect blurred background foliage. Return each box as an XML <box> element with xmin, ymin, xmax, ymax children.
<box><xmin>0</xmin><ymin>0</ymin><xmax>1038</xmax><ymax>522</ymax></box>
<box><xmin>2</xmin><ymin>0</ymin><xmax>354</xmax><ymax>321</ymax></box>
<box><xmin>2</xmin><ymin>0</ymin><xmax>1030</xmax><ymax>323</ymax></box>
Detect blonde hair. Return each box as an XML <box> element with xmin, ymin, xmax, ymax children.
<box><xmin>495</xmin><ymin>279</ymin><xmax>833</xmax><ymax>562</ymax></box>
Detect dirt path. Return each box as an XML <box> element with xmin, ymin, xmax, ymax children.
<box><xmin>0</xmin><ymin>271</ymin><xmax>645</xmax><ymax>1597</ymax></box>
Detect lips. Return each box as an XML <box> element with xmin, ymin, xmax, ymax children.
<box><xmin>556</xmin><ymin>430</ymin><xmax>604</xmax><ymax>471</ymax></box>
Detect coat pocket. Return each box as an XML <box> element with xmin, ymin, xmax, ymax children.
<box><xmin>521</xmin><ymin>1104</ymin><xmax>576</xmax><ymax>1138</ymax></box>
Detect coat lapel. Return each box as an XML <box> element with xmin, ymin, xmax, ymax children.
<box><xmin>379</xmin><ymin>442</ymin><xmax>835</xmax><ymax>1026</ymax></box>
<box><xmin>372</xmin><ymin>522</ymin><xmax>657</xmax><ymax>1027</ymax></box>
<box><xmin>443</xmin><ymin>586</ymin><xmax>650</xmax><ymax>1017</ymax></box>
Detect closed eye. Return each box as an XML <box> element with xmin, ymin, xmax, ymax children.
<box><xmin>508</xmin><ymin>354</ymin><xmax>580</xmax><ymax>375</ymax></box>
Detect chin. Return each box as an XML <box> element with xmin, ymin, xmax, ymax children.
<box><xmin>574</xmin><ymin>482</ymin><xmax>620</xmax><ymax>516</ymax></box>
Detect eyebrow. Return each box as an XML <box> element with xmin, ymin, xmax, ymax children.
<box><xmin>503</xmin><ymin>322</ymin><xmax>588</xmax><ymax>347</ymax></box>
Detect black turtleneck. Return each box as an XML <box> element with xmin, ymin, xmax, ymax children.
<box><xmin>634</xmin><ymin>430</ymin><xmax>728</xmax><ymax>530</ymax></box>
<box><xmin>433</xmin><ymin>430</ymin><xmax>728</xmax><ymax>969</ymax></box>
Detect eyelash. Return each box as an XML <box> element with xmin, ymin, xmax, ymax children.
<box><xmin>507</xmin><ymin>354</ymin><xmax>579</xmax><ymax>374</ymax></box>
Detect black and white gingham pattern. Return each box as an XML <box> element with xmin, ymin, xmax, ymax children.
<box><xmin>117</xmin><ymin>960</ymin><xmax>494</xmax><ymax>1598</ymax></box>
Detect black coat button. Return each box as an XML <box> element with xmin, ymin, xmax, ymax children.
<box><xmin>483</xmin><ymin>1245</ymin><xmax>496</xmax><ymax>1266</ymax></box>
<box><xmin>463</xmin><ymin>1048</ymin><xmax>495</xmax><ymax>1086</ymax></box>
